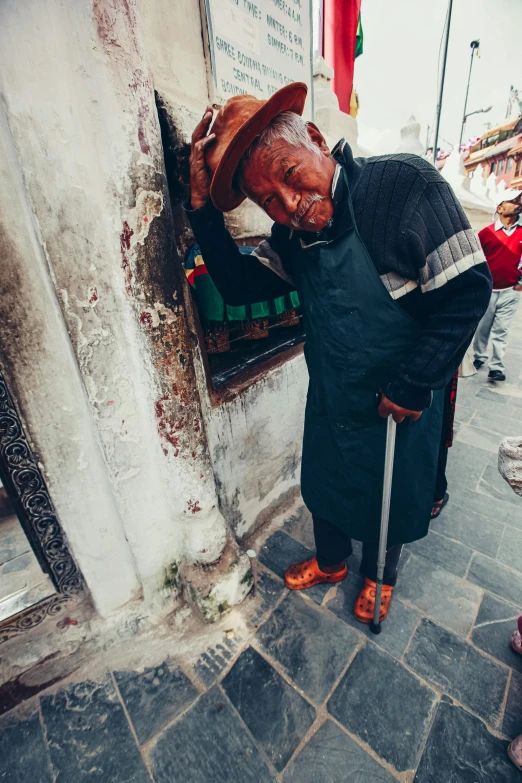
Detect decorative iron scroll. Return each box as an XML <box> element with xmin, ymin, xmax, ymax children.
<box><xmin>0</xmin><ymin>594</ymin><xmax>69</xmax><ymax>645</ymax></box>
<box><xmin>0</xmin><ymin>369</ymin><xmax>85</xmax><ymax>596</ymax></box>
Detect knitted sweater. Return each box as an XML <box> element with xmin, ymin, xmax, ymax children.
<box><xmin>478</xmin><ymin>221</ymin><xmax>522</xmax><ymax>289</ymax></box>
<box><xmin>185</xmin><ymin>140</ymin><xmax>492</xmax><ymax>409</ymax></box>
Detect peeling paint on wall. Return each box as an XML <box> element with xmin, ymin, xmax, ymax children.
<box><xmin>202</xmin><ymin>353</ymin><xmax>308</xmax><ymax>540</ymax></box>
<box><xmin>128</xmin><ymin>189</ymin><xmax>163</xmax><ymax>246</ymax></box>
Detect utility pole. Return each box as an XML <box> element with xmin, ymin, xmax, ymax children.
<box><xmin>432</xmin><ymin>0</ymin><xmax>454</xmax><ymax>168</ymax></box>
<box><xmin>459</xmin><ymin>40</ymin><xmax>480</xmax><ymax>150</ymax></box>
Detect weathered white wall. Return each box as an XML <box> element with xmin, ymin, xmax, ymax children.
<box><xmin>0</xmin><ymin>0</ymin><xmax>181</xmax><ymax>606</ymax></box>
<box><xmin>202</xmin><ymin>355</ymin><xmax>308</xmax><ymax>540</ymax></box>
<box><xmin>0</xmin><ymin>102</ymin><xmax>140</xmax><ymax>618</ymax></box>
<box><xmin>0</xmin><ymin>0</ymin><xmax>251</xmax><ymax>622</ymax></box>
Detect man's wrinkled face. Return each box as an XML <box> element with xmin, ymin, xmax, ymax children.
<box><xmin>240</xmin><ymin>124</ymin><xmax>336</xmax><ymax>232</ymax></box>
<box><xmin>498</xmin><ymin>195</ymin><xmax>522</xmax><ymax>217</ymax></box>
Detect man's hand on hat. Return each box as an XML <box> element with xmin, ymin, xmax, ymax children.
<box><xmin>190</xmin><ymin>106</ymin><xmax>216</xmax><ymax>210</ymax></box>
<box><xmin>378</xmin><ymin>394</ymin><xmax>423</xmax><ymax>424</ymax></box>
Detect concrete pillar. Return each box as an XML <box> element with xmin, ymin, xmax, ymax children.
<box><xmin>0</xmin><ymin>102</ymin><xmax>140</xmax><ymax>618</ymax></box>
<box><xmin>0</xmin><ymin>0</ymin><xmax>251</xmax><ymax>621</ymax></box>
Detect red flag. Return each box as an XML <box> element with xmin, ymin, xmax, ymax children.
<box><xmin>323</xmin><ymin>0</ymin><xmax>362</xmax><ymax>114</ymax></box>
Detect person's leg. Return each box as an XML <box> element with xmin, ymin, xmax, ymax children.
<box><xmin>434</xmin><ymin>443</ymin><xmax>449</xmax><ymax>501</ymax></box>
<box><xmin>433</xmin><ymin>378</ymin><xmax>451</xmax><ymax>507</ymax></box>
<box><xmin>313</xmin><ymin>515</ymin><xmax>353</xmax><ymax>570</ymax></box>
<box><xmin>284</xmin><ymin>515</ymin><xmax>351</xmax><ymax>589</ymax></box>
<box><xmin>473</xmin><ymin>292</ymin><xmax>497</xmax><ymax>364</ymax></box>
<box><xmin>489</xmin><ymin>289</ymin><xmax>520</xmax><ymax>373</ymax></box>
<box><xmin>360</xmin><ymin>542</ymin><xmax>403</xmax><ymax>587</ymax></box>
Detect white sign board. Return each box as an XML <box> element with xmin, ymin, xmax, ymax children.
<box><xmin>202</xmin><ymin>0</ymin><xmax>314</xmax><ymax>118</ymax></box>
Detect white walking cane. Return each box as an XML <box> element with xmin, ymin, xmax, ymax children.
<box><xmin>370</xmin><ymin>413</ymin><xmax>397</xmax><ymax>635</ymax></box>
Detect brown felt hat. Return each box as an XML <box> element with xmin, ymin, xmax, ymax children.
<box><xmin>206</xmin><ymin>82</ymin><xmax>308</xmax><ymax>212</ymax></box>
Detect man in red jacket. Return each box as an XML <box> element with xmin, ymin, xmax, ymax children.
<box><xmin>474</xmin><ymin>190</ymin><xmax>522</xmax><ymax>381</ymax></box>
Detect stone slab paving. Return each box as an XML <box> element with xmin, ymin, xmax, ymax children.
<box><xmin>4</xmin><ymin>319</ymin><xmax>522</xmax><ymax>779</ymax></box>
<box><xmin>150</xmin><ymin>687</ymin><xmax>274</xmax><ymax>783</ymax></box>
<box><xmin>114</xmin><ymin>661</ymin><xmax>199</xmax><ymax>745</ymax></box>
<box><xmin>254</xmin><ymin>591</ymin><xmax>360</xmax><ymax>704</ymax></box>
<box><xmin>40</xmin><ymin>678</ymin><xmax>152</xmax><ymax>782</ymax></box>
<box><xmin>504</xmin><ymin>670</ymin><xmax>522</xmax><ymax>740</ymax></box>
<box><xmin>283</xmin><ymin>719</ymin><xmax>397</xmax><ymax>782</ymax></box>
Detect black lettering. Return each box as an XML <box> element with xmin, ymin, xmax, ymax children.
<box><xmin>232</xmin><ymin>67</ymin><xmax>263</xmax><ymax>91</ymax></box>
<box><xmin>266</xmin><ymin>14</ymin><xmax>287</xmax><ymax>38</ymax></box>
<box><xmin>241</xmin><ymin>0</ymin><xmax>261</xmax><ymax>19</ymax></box>
<box><xmin>267</xmin><ymin>32</ymin><xmax>292</xmax><ymax>57</ymax></box>
<box><xmin>216</xmin><ymin>37</ymin><xmax>236</xmax><ymax>60</ymax></box>
<box><xmin>237</xmin><ymin>50</ymin><xmax>262</xmax><ymax>72</ymax></box>
<box><xmin>271</xmin><ymin>0</ymin><xmax>302</xmax><ymax>25</ymax></box>
<box><xmin>220</xmin><ymin>79</ymin><xmax>247</xmax><ymax>96</ymax></box>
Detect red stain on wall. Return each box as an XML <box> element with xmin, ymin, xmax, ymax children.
<box><xmin>88</xmin><ymin>287</ymin><xmax>98</xmax><ymax>305</ymax></box>
<box><xmin>93</xmin><ymin>0</ymin><xmax>118</xmax><ymax>45</ymax></box>
<box><xmin>137</xmin><ymin>123</ymin><xmax>151</xmax><ymax>155</ymax></box>
<box><xmin>120</xmin><ymin>221</ymin><xmax>133</xmax><ymax>251</ymax></box>
<box><xmin>120</xmin><ymin>222</ymin><xmax>134</xmax><ymax>297</ymax></box>
<box><xmin>155</xmin><ymin>395</ymin><xmax>185</xmax><ymax>456</ymax></box>
<box><xmin>140</xmin><ymin>311</ymin><xmax>153</xmax><ymax>327</ymax></box>
<box><xmin>155</xmin><ymin>395</ymin><xmax>169</xmax><ymax>418</ymax></box>
<box><xmin>187</xmin><ymin>499</ymin><xmax>202</xmax><ymax>514</ymax></box>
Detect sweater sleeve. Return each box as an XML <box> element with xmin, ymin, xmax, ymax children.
<box><xmin>184</xmin><ymin>198</ymin><xmax>295</xmax><ymax>306</ymax></box>
<box><xmin>384</xmin><ymin>180</ymin><xmax>492</xmax><ymax>410</ymax></box>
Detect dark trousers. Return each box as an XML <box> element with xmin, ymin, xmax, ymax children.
<box><xmin>434</xmin><ymin>376</ymin><xmax>454</xmax><ymax>502</ymax></box>
<box><xmin>313</xmin><ymin>515</ymin><xmax>403</xmax><ymax>586</ymax></box>
<box><xmin>434</xmin><ymin>440</ymin><xmax>449</xmax><ymax>501</ymax></box>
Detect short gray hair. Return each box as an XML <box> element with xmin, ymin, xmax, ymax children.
<box><xmin>236</xmin><ymin>111</ymin><xmax>318</xmax><ymax>194</ymax></box>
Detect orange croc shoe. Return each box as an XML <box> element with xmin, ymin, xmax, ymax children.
<box><xmin>354</xmin><ymin>578</ymin><xmax>394</xmax><ymax>624</ymax></box>
<box><xmin>284</xmin><ymin>558</ymin><xmax>348</xmax><ymax>590</ymax></box>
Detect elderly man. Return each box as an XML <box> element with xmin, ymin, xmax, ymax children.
<box><xmin>474</xmin><ymin>189</ymin><xmax>522</xmax><ymax>381</ymax></box>
<box><xmin>185</xmin><ymin>83</ymin><xmax>491</xmax><ymax>623</ymax></box>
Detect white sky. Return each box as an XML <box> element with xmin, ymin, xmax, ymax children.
<box><xmin>353</xmin><ymin>0</ymin><xmax>522</xmax><ymax>153</ymax></box>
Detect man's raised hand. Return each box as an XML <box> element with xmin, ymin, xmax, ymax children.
<box><xmin>190</xmin><ymin>106</ymin><xmax>216</xmax><ymax>210</ymax></box>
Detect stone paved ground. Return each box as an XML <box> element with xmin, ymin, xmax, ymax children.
<box><xmin>3</xmin><ymin>310</ymin><xmax>522</xmax><ymax>782</ymax></box>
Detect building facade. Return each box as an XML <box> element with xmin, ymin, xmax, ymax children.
<box><xmin>464</xmin><ymin>117</ymin><xmax>522</xmax><ymax>189</ymax></box>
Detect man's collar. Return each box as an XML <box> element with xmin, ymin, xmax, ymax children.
<box><xmin>495</xmin><ymin>215</ymin><xmax>522</xmax><ymax>232</ymax></box>
<box><xmin>331</xmin><ymin>138</ymin><xmax>355</xmax><ymax>170</ymax></box>
<box><xmin>298</xmin><ymin>139</ymin><xmax>355</xmax><ymax>248</ymax></box>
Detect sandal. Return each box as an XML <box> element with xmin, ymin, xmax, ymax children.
<box><xmin>511</xmin><ymin>630</ymin><xmax>522</xmax><ymax>655</ymax></box>
<box><xmin>284</xmin><ymin>557</ymin><xmax>348</xmax><ymax>590</ymax></box>
<box><xmin>508</xmin><ymin>735</ymin><xmax>522</xmax><ymax>771</ymax></box>
<box><xmin>431</xmin><ymin>492</ymin><xmax>449</xmax><ymax>520</ymax></box>
<box><xmin>354</xmin><ymin>578</ymin><xmax>394</xmax><ymax>624</ymax></box>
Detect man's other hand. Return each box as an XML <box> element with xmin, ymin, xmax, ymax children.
<box><xmin>190</xmin><ymin>107</ymin><xmax>216</xmax><ymax>210</ymax></box>
<box><xmin>513</xmin><ymin>284</ymin><xmax>522</xmax><ymax>291</ymax></box>
<box><xmin>378</xmin><ymin>394</ymin><xmax>423</xmax><ymax>424</ymax></box>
